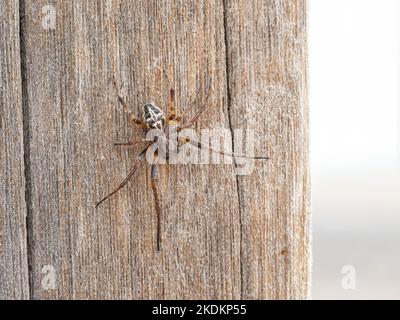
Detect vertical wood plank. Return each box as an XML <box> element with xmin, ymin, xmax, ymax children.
<box><xmin>0</xmin><ymin>0</ymin><xmax>29</xmax><ymax>299</ymax></box>
<box><xmin>23</xmin><ymin>0</ymin><xmax>241</xmax><ymax>299</ymax></box>
<box><xmin>19</xmin><ymin>0</ymin><xmax>310</xmax><ymax>299</ymax></box>
<box><xmin>224</xmin><ymin>0</ymin><xmax>310</xmax><ymax>299</ymax></box>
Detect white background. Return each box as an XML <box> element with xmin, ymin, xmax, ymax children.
<box><xmin>310</xmin><ymin>0</ymin><xmax>400</xmax><ymax>299</ymax></box>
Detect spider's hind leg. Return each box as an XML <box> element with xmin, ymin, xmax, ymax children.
<box><xmin>95</xmin><ymin>145</ymin><xmax>149</xmax><ymax>208</ymax></box>
<box><xmin>150</xmin><ymin>162</ymin><xmax>163</xmax><ymax>251</ymax></box>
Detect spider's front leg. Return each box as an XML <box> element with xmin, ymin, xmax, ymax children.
<box><xmin>114</xmin><ymin>139</ymin><xmax>150</xmax><ymax>146</ymax></box>
<box><xmin>111</xmin><ymin>77</ymin><xmax>146</xmax><ymax>128</ymax></box>
<box><xmin>166</xmin><ymin>88</ymin><xmax>178</xmax><ymax>122</ymax></box>
<box><xmin>177</xmin><ymin>77</ymin><xmax>213</xmax><ymax>131</ymax></box>
<box><xmin>178</xmin><ymin>136</ymin><xmax>270</xmax><ymax>160</ymax></box>
<box><xmin>150</xmin><ymin>161</ymin><xmax>163</xmax><ymax>251</ymax></box>
<box><xmin>153</xmin><ymin>65</ymin><xmax>179</xmax><ymax>124</ymax></box>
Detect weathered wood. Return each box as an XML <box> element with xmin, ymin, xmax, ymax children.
<box><xmin>224</xmin><ymin>0</ymin><xmax>310</xmax><ymax>299</ymax></box>
<box><xmin>0</xmin><ymin>0</ymin><xmax>29</xmax><ymax>299</ymax></box>
<box><xmin>22</xmin><ymin>0</ymin><xmax>240</xmax><ymax>299</ymax></box>
<box><xmin>9</xmin><ymin>0</ymin><xmax>309</xmax><ymax>299</ymax></box>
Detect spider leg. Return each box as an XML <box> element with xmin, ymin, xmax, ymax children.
<box><xmin>95</xmin><ymin>144</ymin><xmax>150</xmax><ymax>208</ymax></box>
<box><xmin>165</xmin><ymin>88</ymin><xmax>194</xmax><ymax>123</ymax></box>
<box><xmin>114</xmin><ymin>139</ymin><xmax>149</xmax><ymax>146</ymax></box>
<box><xmin>179</xmin><ymin>136</ymin><xmax>270</xmax><ymax>160</ymax></box>
<box><xmin>150</xmin><ymin>162</ymin><xmax>162</xmax><ymax>251</ymax></box>
<box><xmin>167</xmin><ymin>88</ymin><xmax>177</xmax><ymax>120</ymax></box>
<box><xmin>152</xmin><ymin>64</ymin><xmax>177</xmax><ymax>122</ymax></box>
<box><xmin>177</xmin><ymin>77</ymin><xmax>212</xmax><ymax>131</ymax></box>
<box><xmin>168</xmin><ymin>96</ymin><xmax>196</xmax><ymax>124</ymax></box>
<box><xmin>176</xmin><ymin>104</ymin><xmax>194</xmax><ymax>122</ymax></box>
<box><xmin>111</xmin><ymin>77</ymin><xmax>144</xmax><ymax>128</ymax></box>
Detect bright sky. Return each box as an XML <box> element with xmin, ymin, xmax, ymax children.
<box><xmin>309</xmin><ymin>0</ymin><xmax>400</xmax><ymax>171</ymax></box>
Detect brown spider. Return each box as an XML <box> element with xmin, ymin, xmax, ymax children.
<box><xmin>96</xmin><ymin>77</ymin><xmax>269</xmax><ymax>251</ymax></box>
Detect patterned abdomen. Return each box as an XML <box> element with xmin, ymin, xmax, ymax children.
<box><xmin>142</xmin><ymin>103</ymin><xmax>165</xmax><ymax>130</ymax></box>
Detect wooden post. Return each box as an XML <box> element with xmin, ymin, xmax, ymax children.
<box><xmin>224</xmin><ymin>0</ymin><xmax>310</xmax><ymax>299</ymax></box>
<box><xmin>1</xmin><ymin>0</ymin><xmax>310</xmax><ymax>299</ymax></box>
<box><xmin>0</xmin><ymin>0</ymin><xmax>29</xmax><ymax>300</ymax></box>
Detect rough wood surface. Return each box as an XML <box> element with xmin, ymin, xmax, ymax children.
<box><xmin>224</xmin><ymin>0</ymin><xmax>310</xmax><ymax>299</ymax></box>
<box><xmin>0</xmin><ymin>0</ymin><xmax>29</xmax><ymax>300</ymax></box>
<box><xmin>1</xmin><ymin>0</ymin><xmax>309</xmax><ymax>299</ymax></box>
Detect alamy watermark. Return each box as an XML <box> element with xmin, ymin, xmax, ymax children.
<box><xmin>341</xmin><ymin>265</ymin><xmax>356</xmax><ymax>290</ymax></box>
<box><xmin>142</xmin><ymin>127</ymin><xmax>262</xmax><ymax>176</ymax></box>
<box><xmin>42</xmin><ymin>5</ymin><xmax>56</xmax><ymax>30</ymax></box>
<box><xmin>41</xmin><ymin>265</ymin><xmax>56</xmax><ymax>290</ymax></box>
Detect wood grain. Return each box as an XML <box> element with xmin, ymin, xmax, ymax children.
<box><xmin>0</xmin><ymin>0</ymin><xmax>29</xmax><ymax>300</ymax></box>
<box><xmin>22</xmin><ymin>0</ymin><xmax>240</xmax><ymax>299</ymax></box>
<box><xmin>224</xmin><ymin>0</ymin><xmax>310</xmax><ymax>299</ymax></box>
<box><xmin>1</xmin><ymin>0</ymin><xmax>310</xmax><ymax>299</ymax></box>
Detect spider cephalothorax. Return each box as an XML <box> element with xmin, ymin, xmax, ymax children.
<box><xmin>142</xmin><ymin>103</ymin><xmax>165</xmax><ymax>130</ymax></box>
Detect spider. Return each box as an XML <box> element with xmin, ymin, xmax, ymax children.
<box><xmin>96</xmin><ymin>77</ymin><xmax>269</xmax><ymax>251</ymax></box>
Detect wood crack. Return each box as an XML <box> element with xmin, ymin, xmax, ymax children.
<box><xmin>222</xmin><ymin>0</ymin><xmax>244</xmax><ymax>299</ymax></box>
<box><xmin>18</xmin><ymin>0</ymin><xmax>33</xmax><ymax>300</ymax></box>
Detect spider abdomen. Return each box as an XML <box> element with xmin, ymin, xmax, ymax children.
<box><xmin>143</xmin><ymin>103</ymin><xmax>165</xmax><ymax>130</ymax></box>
